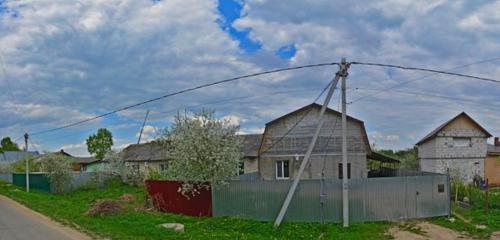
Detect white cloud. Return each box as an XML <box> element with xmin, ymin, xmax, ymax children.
<box><xmin>136</xmin><ymin>125</ymin><xmax>159</xmax><ymax>143</ymax></box>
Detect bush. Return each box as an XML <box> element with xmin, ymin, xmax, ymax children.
<box><xmin>39</xmin><ymin>153</ymin><xmax>74</xmax><ymax>193</ymax></box>
<box><xmin>10</xmin><ymin>156</ymin><xmax>41</xmax><ymax>173</ymax></box>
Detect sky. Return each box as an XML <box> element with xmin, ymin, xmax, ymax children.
<box><xmin>0</xmin><ymin>0</ymin><xmax>499</xmax><ymax>156</ymax></box>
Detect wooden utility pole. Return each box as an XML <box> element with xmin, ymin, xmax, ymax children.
<box><xmin>137</xmin><ymin>109</ymin><xmax>150</xmax><ymax>144</ymax></box>
<box><xmin>24</xmin><ymin>133</ymin><xmax>29</xmax><ymax>192</ymax></box>
<box><xmin>273</xmin><ymin>58</ymin><xmax>350</xmax><ymax>227</ymax></box>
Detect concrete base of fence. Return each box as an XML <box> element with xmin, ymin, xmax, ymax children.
<box><xmin>145</xmin><ymin>180</ymin><xmax>212</xmax><ymax>217</ymax></box>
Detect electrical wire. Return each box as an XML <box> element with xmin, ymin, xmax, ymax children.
<box><xmin>351</xmin><ymin>61</ymin><xmax>500</xmax><ymax>83</ymax></box>
<box><xmin>259</xmin><ymin>79</ymin><xmax>334</xmax><ymax>155</ymax></box>
<box><xmin>28</xmin><ymin>62</ymin><xmax>338</xmax><ymax>136</ymax></box>
<box><xmin>349</xmin><ymin>57</ymin><xmax>500</xmax><ymax>104</ymax></box>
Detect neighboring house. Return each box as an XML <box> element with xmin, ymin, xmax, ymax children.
<box><xmin>0</xmin><ymin>151</ymin><xmax>39</xmax><ymax>165</ymax></box>
<box><xmin>416</xmin><ymin>112</ymin><xmax>492</xmax><ymax>182</ymax></box>
<box><xmin>486</xmin><ymin>138</ymin><xmax>500</xmax><ymax>187</ymax></box>
<box><xmin>257</xmin><ymin>103</ymin><xmax>373</xmax><ymax>180</ymax></box>
<box><xmin>73</xmin><ymin>156</ymin><xmax>98</xmax><ymax>172</ymax></box>
<box><xmin>121</xmin><ymin>141</ymin><xmax>169</xmax><ymax>173</ymax></box>
<box><xmin>238</xmin><ymin>134</ymin><xmax>262</xmax><ymax>175</ymax></box>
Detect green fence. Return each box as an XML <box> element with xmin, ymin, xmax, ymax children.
<box><xmin>12</xmin><ymin>173</ymin><xmax>51</xmax><ymax>192</ymax></box>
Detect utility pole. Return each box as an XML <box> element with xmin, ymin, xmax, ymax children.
<box><xmin>24</xmin><ymin>133</ymin><xmax>29</xmax><ymax>193</ymax></box>
<box><xmin>137</xmin><ymin>109</ymin><xmax>150</xmax><ymax>144</ymax></box>
<box><xmin>340</xmin><ymin>60</ymin><xmax>350</xmax><ymax>227</ymax></box>
<box><xmin>274</xmin><ymin>58</ymin><xmax>350</xmax><ymax>227</ymax></box>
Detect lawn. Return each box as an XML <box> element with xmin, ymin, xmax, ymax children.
<box><xmin>432</xmin><ymin>187</ymin><xmax>500</xmax><ymax>238</ymax></box>
<box><xmin>0</xmin><ymin>181</ymin><xmax>391</xmax><ymax>240</ymax></box>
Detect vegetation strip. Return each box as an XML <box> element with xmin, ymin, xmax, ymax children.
<box><xmin>0</xmin><ymin>181</ymin><xmax>391</xmax><ymax>240</ymax></box>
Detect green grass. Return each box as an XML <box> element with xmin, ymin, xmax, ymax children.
<box><xmin>0</xmin><ymin>181</ymin><xmax>391</xmax><ymax>240</ymax></box>
<box><xmin>432</xmin><ymin>188</ymin><xmax>500</xmax><ymax>238</ymax></box>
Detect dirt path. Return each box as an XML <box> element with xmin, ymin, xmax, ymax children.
<box><xmin>0</xmin><ymin>195</ymin><xmax>91</xmax><ymax>240</ymax></box>
<box><xmin>389</xmin><ymin>222</ymin><xmax>471</xmax><ymax>240</ymax></box>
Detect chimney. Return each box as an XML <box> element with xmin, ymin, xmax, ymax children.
<box><xmin>495</xmin><ymin>137</ymin><xmax>500</xmax><ymax>147</ymax></box>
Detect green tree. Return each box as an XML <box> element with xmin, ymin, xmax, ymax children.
<box><xmin>0</xmin><ymin>137</ymin><xmax>21</xmax><ymax>152</ymax></box>
<box><xmin>161</xmin><ymin>110</ymin><xmax>242</xmax><ymax>195</ymax></box>
<box><xmin>39</xmin><ymin>153</ymin><xmax>74</xmax><ymax>193</ymax></box>
<box><xmin>378</xmin><ymin>147</ymin><xmax>419</xmax><ymax>170</ymax></box>
<box><xmin>86</xmin><ymin>128</ymin><xmax>113</xmax><ymax>160</ymax></box>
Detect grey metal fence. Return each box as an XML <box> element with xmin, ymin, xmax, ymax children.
<box><xmin>0</xmin><ymin>173</ymin><xmax>12</xmax><ymax>183</ymax></box>
<box><xmin>212</xmin><ymin>174</ymin><xmax>450</xmax><ymax>222</ymax></box>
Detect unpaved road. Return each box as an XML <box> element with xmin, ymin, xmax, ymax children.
<box><xmin>0</xmin><ymin>195</ymin><xmax>91</xmax><ymax>240</ymax></box>
<box><xmin>390</xmin><ymin>221</ymin><xmax>500</xmax><ymax>240</ymax></box>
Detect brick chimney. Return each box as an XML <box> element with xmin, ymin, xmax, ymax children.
<box><xmin>495</xmin><ymin>137</ymin><xmax>500</xmax><ymax>146</ymax></box>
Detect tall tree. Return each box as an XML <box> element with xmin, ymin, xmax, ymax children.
<box><xmin>86</xmin><ymin>128</ymin><xmax>113</xmax><ymax>160</ymax></box>
<box><xmin>0</xmin><ymin>137</ymin><xmax>21</xmax><ymax>152</ymax></box>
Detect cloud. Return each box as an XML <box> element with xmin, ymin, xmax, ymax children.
<box><xmin>0</xmin><ymin>0</ymin><xmax>499</xmax><ymax>153</ymax></box>
<box><xmin>136</xmin><ymin>125</ymin><xmax>159</xmax><ymax>143</ymax></box>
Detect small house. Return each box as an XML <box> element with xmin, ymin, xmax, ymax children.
<box><xmin>257</xmin><ymin>103</ymin><xmax>373</xmax><ymax>180</ymax></box>
<box><xmin>121</xmin><ymin>141</ymin><xmax>169</xmax><ymax>173</ymax></box>
<box><xmin>416</xmin><ymin>112</ymin><xmax>492</xmax><ymax>182</ymax></box>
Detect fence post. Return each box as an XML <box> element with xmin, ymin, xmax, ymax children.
<box><xmin>484</xmin><ymin>179</ymin><xmax>489</xmax><ymax>215</ymax></box>
<box><xmin>446</xmin><ymin>168</ymin><xmax>451</xmax><ymax>219</ymax></box>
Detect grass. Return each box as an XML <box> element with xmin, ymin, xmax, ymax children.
<box><xmin>432</xmin><ymin>187</ymin><xmax>500</xmax><ymax>238</ymax></box>
<box><xmin>0</xmin><ymin>181</ymin><xmax>391</xmax><ymax>240</ymax></box>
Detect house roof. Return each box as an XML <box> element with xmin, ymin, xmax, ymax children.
<box><xmin>265</xmin><ymin>103</ymin><xmax>365</xmax><ymax>126</ymax></box>
<box><xmin>0</xmin><ymin>151</ymin><xmax>39</xmax><ymax>164</ymax></box>
<box><xmin>367</xmin><ymin>151</ymin><xmax>401</xmax><ymax>163</ymax></box>
<box><xmin>121</xmin><ymin>141</ymin><xmax>168</xmax><ymax>162</ymax></box>
<box><xmin>73</xmin><ymin>156</ymin><xmax>97</xmax><ymax>164</ymax></box>
<box><xmin>488</xmin><ymin>144</ymin><xmax>500</xmax><ymax>156</ymax></box>
<box><xmin>416</xmin><ymin>112</ymin><xmax>492</xmax><ymax>146</ymax></box>
<box><xmin>262</xmin><ymin>103</ymin><xmax>371</xmax><ymax>153</ymax></box>
<box><xmin>239</xmin><ymin>134</ymin><xmax>262</xmax><ymax>157</ymax></box>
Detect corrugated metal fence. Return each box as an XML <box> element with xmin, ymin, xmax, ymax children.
<box><xmin>0</xmin><ymin>173</ymin><xmax>12</xmax><ymax>183</ymax></box>
<box><xmin>10</xmin><ymin>172</ymin><xmax>112</xmax><ymax>192</ymax></box>
<box><xmin>212</xmin><ymin>174</ymin><xmax>449</xmax><ymax>222</ymax></box>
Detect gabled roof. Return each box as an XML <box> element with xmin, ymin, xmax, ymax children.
<box><xmin>265</xmin><ymin>103</ymin><xmax>365</xmax><ymax>126</ymax></box>
<box><xmin>239</xmin><ymin>134</ymin><xmax>262</xmax><ymax>157</ymax></box>
<box><xmin>121</xmin><ymin>141</ymin><xmax>168</xmax><ymax>162</ymax></box>
<box><xmin>416</xmin><ymin>112</ymin><xmax>492</xmax><ymax>146</ymax></box>
<box><xmin>262</xmin><ymin>103</ymin><xmax>371</xmax><ymax>153</ymax></box>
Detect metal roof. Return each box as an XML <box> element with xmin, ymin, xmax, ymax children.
<box><xmin>239</xmin><ymin>134</ymin><xmax>262</xmax><ymax>158</ymax></box>
<box><xmin>0</xmin><ymin>151</ymin><xmax>39</xmax><ymax>164</ymax></box>
<box><xmin>121</xmin><ymin>142</ymin><xmax>168</xmax><ymax>162</ymax></box>
<box><xmin>488</xmin><ymin>144</ymin><xmax>500</xmax><ymax>156</ymax></box>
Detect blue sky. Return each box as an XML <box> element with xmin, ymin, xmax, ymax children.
<box><xmin>0</xmin><ymin>0</ymin><xmax>499</xmax><ymax>156</ymax></box>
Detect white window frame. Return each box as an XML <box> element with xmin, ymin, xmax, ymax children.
<box><xmin>275</xmin><ymin>160</ymin><xmax>290</xmax><ymax>180</ymax></box>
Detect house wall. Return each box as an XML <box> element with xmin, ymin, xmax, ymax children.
<box><xmin>418</xmin><ymin>115</ymin><xmax>488</xmax><ymax>182</ymax></box>
<box><xmin>485</xmin><ymin>155</ymin><xmax>500</xmax><ymax>187</ymax></box>
<box><xmin>243</xmin><ymin>157</ymin><xmax>258</xmax><ymax>173</ymax></box>
<box><xmin>127</xmin><ymin>161</ymin><xmax>169</xmax><ymax>174</ymax></box>
<box><xmin>259</xmin><ymin>107</ymin><xmax>368</xmax><ymax>180</ymax></box>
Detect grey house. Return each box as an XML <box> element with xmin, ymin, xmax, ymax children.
<box><xmin>416</xmin><ymin>112</ymin><xmax>492</xmax><ymax>182</ymax></box>
<box><xmin>258</xmin><ymin>103</ymin><xmax>372</xmax><ymax>180</ymax></box>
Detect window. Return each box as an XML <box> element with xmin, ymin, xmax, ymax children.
<box><xmin>438</xmin><ymin>184</ymin><xmax>445</xmax><ymax>193</ymax></box>
<box><xmin>276</xmin><ymin>160</ymin><xmax>290</xmax><ymax>179</ymax></box>
<box><xmin>338</xmin><ymin>163</ymin><xmax>351</xmax><ymax>179</ymax></box>
<box><xmin>453</xmin><ymin>137</ymin><xmax>471</xmax><ymax>147</ymax></box>
<box><xmin>132</xmin><ymin>164</ymin><xmax>140</xmax><ymax>172</ymax></box>
<box><xmin>159</xmin><ymin>163</ymin><xmax>168</xmax><ymax>172</ymax></box>
<box><xmin>237</xmin><ymin>161</ymin><xmax>245</xmax><ymax>175</ymax></box>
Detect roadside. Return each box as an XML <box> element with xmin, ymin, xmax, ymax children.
<box><xmin>0</xmin><ymin>194</ymin><xmax>91</xmax><ymax>240</ymax></box>
<box><xmin>0</xmin><ymin>181</ymin><xmax>391</xmax><ymax>240</ymax></box>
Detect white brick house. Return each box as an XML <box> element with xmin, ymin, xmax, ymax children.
<box><xmin>416</xmin><ymin>112</ymin><xmax>492</xmax><ymax>182</ymax></box>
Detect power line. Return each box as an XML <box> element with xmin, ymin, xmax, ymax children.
<box><xmin>349</xmin><ymin>57</ymin><xmax>500</xmax><ymax>104</ymax></box>
<box><xmin>29</xmin><ymin>62</ymin><xmax>338</xmax><ymax>136</ymax></box>
<box><xmin>352</xmin><ymin>87</ymin><xmax>500</xmax><ymax>110</ymax></box>
<box><xmin>260</xmin><ymin>78</ymin><xmax>334</xmax><ymax>155</ymax></box>
<box><xmin>351</xmin><ymin>61</ymin><xmax>500</xmax><ymax>83</ymax></box>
